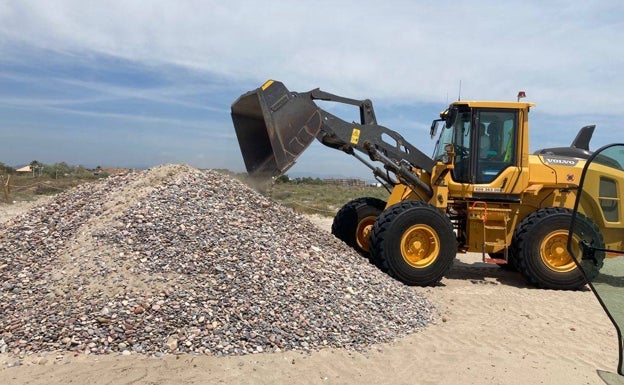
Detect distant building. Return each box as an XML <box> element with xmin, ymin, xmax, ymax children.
<box><xmin>323</xmin><ymin>178</ymin><xmax>366</xmax><ymax>186</ymax></box>
<box><xmin>15</xmin><ymin>165</ymin><xmax>32</xmax><ymax>173</ymax></box>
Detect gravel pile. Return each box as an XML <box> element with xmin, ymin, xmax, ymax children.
<box><xmin>0</xmin><ymin>165</ymin><xmax>436</xmax><ymax>358</ymax></box>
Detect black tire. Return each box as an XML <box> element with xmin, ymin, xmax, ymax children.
<box><xmin>369</xmin><ymin>201</ymin><xmax>457</xmax><ymax>286</ymax></box>
<box><xmin>331</xmin><ymin>197</ymin><xmax>386</xmax><ymax>257</ymax></box>
<box><xmin>511</xmin><ymin>207</ymin><xmax>604</xmax><ymax>290</ymax></box>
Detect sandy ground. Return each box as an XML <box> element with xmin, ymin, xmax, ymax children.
<box><xmin>0</xmin><ymin>206</ymin><xmax>620</xmax><ymax>384</ymax></box>
<box><xmin>0</xmin><ymin>196</ymin><xmax>52</xmax><ymax>224</ymax></box>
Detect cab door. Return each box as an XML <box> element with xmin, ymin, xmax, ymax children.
<box><xmin>471</xmin><ymin>109</ymin><xmax>519</xmax><ymax>187</ymax></box>
<box><xmin>446</xmin><ymin>108</ymin><xmax>522</xmax><ymax>197</ymax></box>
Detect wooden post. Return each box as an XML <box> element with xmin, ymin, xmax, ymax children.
<box><xmin>1</xmin><ymin>175</ymin><xmax>9</xmax><ymax>203</ymax></box>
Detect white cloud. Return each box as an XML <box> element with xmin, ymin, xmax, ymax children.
<box><xmin>1</xmin><ymin>0</ymin><xmax>624</xmax><ymax>173</ymax></box>
<box><xmin>0</xmin><ymin>0</ymin><xmax>624</xmax><ymax>111</ymax></box>
<box><xmin>2</xmin><ymin>0</ymin><xmax>623</xmax><ymax>116</ymax></box>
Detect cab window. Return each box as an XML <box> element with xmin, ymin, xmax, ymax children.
<box><xmin>475</xmin><ymin>110</ymin><xmax>518</xmax><ymax>183</ymax></box>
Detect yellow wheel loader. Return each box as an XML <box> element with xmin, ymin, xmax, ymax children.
<box><xmin>231</xmin><ymin>80</ymin><xmax>624</xmax><ymax>290</ymax></box>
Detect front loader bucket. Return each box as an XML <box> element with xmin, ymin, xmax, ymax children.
<box><xmin>231</xmin><ymin>80</ymin><xmax>322</xmax><ymax>178</ymax></box>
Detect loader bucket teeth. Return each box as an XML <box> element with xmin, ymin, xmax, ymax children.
<box><xmin>231</xmin><ymin>80</ymin><xmax>322</xmax><ymax>178</ymax></box>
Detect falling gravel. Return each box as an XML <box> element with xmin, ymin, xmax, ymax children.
<box><xmin>0</xmin><ymin>164</ymin><xmax>436</xmax><ymax>358</ymax></box>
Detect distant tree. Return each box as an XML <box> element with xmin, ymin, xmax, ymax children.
<box><xmin>29</xmin><ymin>160</ymin><xmax>45</xmax><ymax>177</ymax></box>
<box><xmin>275</xmin><ymin>174</ymin><xmax>290</xmax><ymax>184</ymax></box>
<box><xmin>74</xmin><ymin>165</ymin><xmax>89</xmax><ymax>176</ymax></box>
<box><xmin>45</xmin><ymin>162</ymin><xmax>73</xmax><ymax>178</ymax></box>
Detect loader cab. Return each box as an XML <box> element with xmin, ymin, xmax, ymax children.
<box><xmin>432</xmin><ymin>103</ymin><xmax>519</xmax><ymax>185</ymax></box>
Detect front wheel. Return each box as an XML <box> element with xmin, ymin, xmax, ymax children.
<box><xmin>331</xmin><ymin>197</ymin><xmax>386</xmax><ymax>257</ymax></box>
<box><xmin>370</xmin><ymin>201</ymin><xmax>457</xmax><ymax>286</ymax></box>
<box><xmin>512</xmin><ymin>208</ymin><xmax>604</xmax><ymax>290</ymax></box>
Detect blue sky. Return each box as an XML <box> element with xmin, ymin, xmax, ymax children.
<box><xmin>1</xmin><ymin>1</ymin><xmax>623</xmax><ymax>180</ymax></box>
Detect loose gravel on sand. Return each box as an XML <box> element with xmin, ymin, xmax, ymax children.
<box><xmin>0</xmin><ymin>165</ymin><xmax>436</xmax><ymax>358</ymax></box>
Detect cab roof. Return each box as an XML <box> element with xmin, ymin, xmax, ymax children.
<box><xmin>449</xmin><ymin>100</ymin><xmax>536</xmax><ymax>109</ymax></box>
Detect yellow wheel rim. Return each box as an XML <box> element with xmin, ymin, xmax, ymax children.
<box><xmin>540</xmin><ymin>230</ymin><xmax>579</xmax><ymax>273</ymax></box>
<box><xmin>400</xmin><ymin>224</ymin><xmax>440</xmax><ymax>268</ymax></box>
<box><xmin>356</xmin><ymin>216</ymin><xmax>377</xmax><ymax>252</ymax></box>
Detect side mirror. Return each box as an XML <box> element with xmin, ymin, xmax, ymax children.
<box><xmin>430</xmin><ymin>119</ymin><xmax>443</xmax><ymax>139</ymax></box>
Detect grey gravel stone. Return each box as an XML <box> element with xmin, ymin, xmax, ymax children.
<box><xmin>0</xmin><ymin>164</ymin><xmax>436</xmax><ymax>358</ymax></box>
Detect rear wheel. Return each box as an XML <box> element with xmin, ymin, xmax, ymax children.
<box><xmin>331</xmin><ymin>197</ymin><xmax>386</xmax><ymax>257</ymax></box>
<box><xmin>512</xmin><ymin>207</ymin><xmax>604</xmax><ymax>290</ymax></box>
<box><xmin>370</xmin><ymin>201</ymin><xmax>457</xmax><ymax>286</ymax></box>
